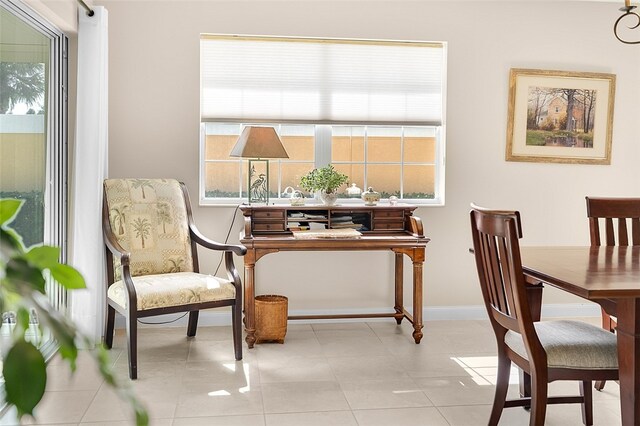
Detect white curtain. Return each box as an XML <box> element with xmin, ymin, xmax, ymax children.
<box><xmin>70</xmin><ymin>6</ymin><xmax>109</xmax><ymax>342</ymax></box>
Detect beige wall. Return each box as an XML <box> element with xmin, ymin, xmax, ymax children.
<box><xmin>96</xmin><ymin>0</ymin><xmax>640</xmax><ymax>315</ymax></box>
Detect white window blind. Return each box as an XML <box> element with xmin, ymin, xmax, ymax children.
<box><xmin>200</xmin><ymin>35</ymin><xmax>445</xmax><ymax>126</ymax></box>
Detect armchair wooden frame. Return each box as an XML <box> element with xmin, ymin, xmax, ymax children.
<box><xmin>586</xmin><ymin>196</ymin><xmax>640</xmax><ymax>390</ymax></box>
<box><xmin>102</xmin><ymin>181</ymin><xmax>246</xmax><ymax>379</ymax></box>
<box><xmin>470</xmin><ymin>204</ymin><xmax>618</xmax><ymax>426</ymax></box>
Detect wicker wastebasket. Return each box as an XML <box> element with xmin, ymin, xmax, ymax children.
<box><xmin>255</xmin><ymin>295</ymin><xmax>288</xmax><ymax>344</ymax></box>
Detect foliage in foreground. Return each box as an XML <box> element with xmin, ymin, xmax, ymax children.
<box><xmin>0</xmin><ymin>199</ymin><xmax>148</xmax><ymax>425</ymax></box>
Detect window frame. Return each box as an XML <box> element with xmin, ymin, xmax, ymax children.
<box><xmin>199</xmin><ymin>123</ymin><xmax>445</xmax><ymax>206</ymax></box>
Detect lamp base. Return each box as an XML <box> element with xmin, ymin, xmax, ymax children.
<box><xmin>248</xmin><ymin>159</ymin><xmax>270</xmax><ymax>204</ymax></box>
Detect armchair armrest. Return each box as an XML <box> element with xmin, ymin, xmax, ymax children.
<box><xmin>103</xmin><ymin>225</ymin><xmax>138</xmax><ymax>310</ymax></box>
<box><xmin>103</xmin><ymin>227</ymin><xmax>131</xmax><ymax>266</ymax></box>
<box><xmin>189</xmin><ymin>223</ymin><xmax>247</xmax><ymax>256</ymax></box>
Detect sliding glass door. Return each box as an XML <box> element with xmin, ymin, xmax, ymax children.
<box><xmin>0</xmin><ymin>0</ymin><xmax>68</xmax><ymax>359</ymax></box>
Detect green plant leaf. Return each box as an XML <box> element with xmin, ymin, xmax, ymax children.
<box><xmin>16</xmin><ymin>306</ymin><xmax>31</xmax><ymax>334</ymax></box>
<box><xmin>6</xmin><ymin>258</ymin><xmax>46</xmax><ymax>293</ymax></box>
<box><xmin>0</xmin><ymin>227</ymin><xmax>24</xmax><ymax>253</ymax></box>
<box><xmin>24</xmin><ymin>246</ymin><xmax>60</xmax><ymax>270</ymax></box>
<box><xmin>27</xmin><ymin>292</ymin><xmax>78</xmax><ymax>370</ymax></box>
<box><xmin>3</xmin><ymin>339</ymin><xmax>46</xmax><ymax>417</ymax></box>
<box><xmin>49</xmin><ymin>264</ymin><xmax>86</xmax><ymax>289</ymax></box>
<box><xmin>0</xmin><ymin>199</ymin><xmax>23</xmax><ymax>226</ymax></box>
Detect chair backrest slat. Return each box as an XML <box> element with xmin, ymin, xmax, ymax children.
<box><xmin>586</xmin><ymin>197</ymin><xmax>640</xmax><ymax>247</ymax></box>
<box><xmin>470</xmin><ymin>205</ymin><xmax>539</xmax><ymax>340</ymax></box>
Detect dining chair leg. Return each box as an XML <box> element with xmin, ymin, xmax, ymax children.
<box><xmin>489</xmin><ymin>353</ymin><xmax>511</xmax><ymax>426</ymax></box>
<box><xmin>580</xmin><ymin>380</ymin><xmax>594</xmax><ymax>425</ymax></box>
<box><xmin>187</xmin><ymin>310</ymin><xmax>199</xmax><ymax>337</ymax></box>
<box><xmin>529</xmin><ymin>375</ymin><xmax>548</xmax><ymax>426</ymax></box>
<box><xmin>104</xmin><ymin>304</ymin><xmax>116</xmax><ymax>349</ymax></box>
<box><xmin>232</xmin><ymin>304</ymin><xmax>242</xmax><ymax>360</ymax></box>
<box><xmin>595</xmin><ymin>308</ymin><xmax>615</xmax><ymax>391</ymax></box>
<box><xmin>126</xmin><ymin>311</ymin><xmax>138</xmax><ymax>380</ymax></box>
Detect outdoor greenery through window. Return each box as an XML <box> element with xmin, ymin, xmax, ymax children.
<box><xmin>199</xmin><ymin>35</ymin><xmax>446</xmax><ymax>205</ymax></box>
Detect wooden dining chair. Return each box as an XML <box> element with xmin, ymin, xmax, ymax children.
<box><xmin>470</xmin><ymin>204</ymin><xmax>618</xmax><ymax>426</ymax></box>
<box><xmin>103</xmin><ymin>178</ymin><xmax>246</xmax><ymax>379</ymax></box>
<box><xmin>585</xmin><ymin>196</ymin><xmax>640</xmax><ymax>390</ymax></box>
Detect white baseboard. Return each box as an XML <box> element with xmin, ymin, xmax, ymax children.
<box><xmin>114</xmin><ymin>303</ymin><xmax>601</xmax><ymax>329</ymax></box>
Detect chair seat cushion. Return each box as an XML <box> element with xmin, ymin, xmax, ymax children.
<box><xmin>108</xmin><ymin>272</ymin><xmax>236</xmax><ymax>311</ymax></box>
<box><xmin>505</xmin><ymin>320</ymin><xmax>618</xmax><ymax>370</ymax></box>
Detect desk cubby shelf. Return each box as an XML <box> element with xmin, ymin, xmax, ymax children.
<box><xmin>241</xmin><ymin>204</ymin><xmax>417</xmax><ymax>237</ymax></box>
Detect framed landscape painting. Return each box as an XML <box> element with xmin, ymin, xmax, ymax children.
<box><xmin>506</xmin><ymin>69</ymin><xmax>616</xmax><ymax>164</ymax></box>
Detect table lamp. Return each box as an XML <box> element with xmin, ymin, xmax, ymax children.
<box><xmin>230</xmin><ymin>126</ymin><xmax>289</xmax><ymax>204</ymax></box>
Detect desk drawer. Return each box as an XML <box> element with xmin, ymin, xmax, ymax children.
<box><xmin>253</xmin><ymin>222</ymin><xmax>286</xmax><ymax>232</ymax></box>
<box><xmin>373</xmin><ymin>210</ymin><xmax>405</xmax><ymax>219</ymax></box>
<box><xmin>373</xmin><ymin>221</ymin><xmax>405</xmax><ymax>231</ymax></box>
<box><xmin>253</xmin><ymin>210</ymin><xmax>285</xmax><ymax>220</ymax></box>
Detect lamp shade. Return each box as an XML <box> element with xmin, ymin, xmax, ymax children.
<box><xmin>230</xmin><ymin>126</ymin><xmax>289</xmax><ymax>159</ymax></box>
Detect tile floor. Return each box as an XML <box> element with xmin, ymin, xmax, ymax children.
<box><xmin>1</xmin><ymin>319</ymin><xmax>622</xmax><ymax>425</ymax></box>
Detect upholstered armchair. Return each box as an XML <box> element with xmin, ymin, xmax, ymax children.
<box><xmin>102</xmin><ymin>178</ymin><xmax>246</xmax><ymax>379</ymax></box>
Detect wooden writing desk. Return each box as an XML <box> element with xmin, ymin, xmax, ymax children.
<box><xmin>520</xmin><ymin>246</ymin><xmax>640</xmax><ymax>426</ymax></box>
<box><xmin>239</xmin><ymin>204</ymin><xmax>429</xmax><ymax>348</ymax></box>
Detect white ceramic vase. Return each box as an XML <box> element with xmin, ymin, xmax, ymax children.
<box><xmin>318</xmin><ymin>191</ymin><xmax>338</xmax><ymax>206</ymax></box>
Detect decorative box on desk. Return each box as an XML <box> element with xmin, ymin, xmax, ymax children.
<box><xmin>239</xmin><ymin>204</ymin><xmax>429</xmax><ymax>348</ymax></box>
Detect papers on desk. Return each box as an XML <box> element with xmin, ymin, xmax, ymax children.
<box><xmin>292</xmin><ymin>228</ymin><xmax>362</xmax><ymax>239</ymax></box>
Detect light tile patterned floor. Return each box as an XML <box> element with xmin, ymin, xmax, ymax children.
<box><xmin>1</xmin><ymin>319</ymin><xmax>622</xmax><ymax>425</ymax></box>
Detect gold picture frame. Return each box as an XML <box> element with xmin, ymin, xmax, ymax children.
<box><xmin>506</xmin><ymin>68</ymin><xmax>616</xmax><ymax>164</ymax></box>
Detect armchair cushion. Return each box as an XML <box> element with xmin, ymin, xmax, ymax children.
<box><xmin>104</xmin><ymin>179</ymin><xmax>194</xmax><ymax>281</ymax></box>
<box><xmin>505</xmin><ymin>320</ymin><xmax>618</xmax><ymax>370</ymax></box>
<box><xmin>107</xmin><ymin>272</ymin><xmax>236</xmax><ymax>311</ymax></box>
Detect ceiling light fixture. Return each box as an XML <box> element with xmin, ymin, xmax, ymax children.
<box><xmin>615</xmin><ymin>0</ymin><xmax>640</xmax><ymax>44</ymax></box>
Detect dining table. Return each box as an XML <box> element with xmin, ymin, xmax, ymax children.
<box><xmin>520</xmin><ymin>245</ymin><xmax>640</xmax><ymax>426</ymax></box>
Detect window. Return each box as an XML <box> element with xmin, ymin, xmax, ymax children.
<box><xmin>0</xmin><ymin>0</ymin><xmax>68</xmax><ymax>358</ymax></box>
<box><xmin>200</xmin><ymin>35</ymin><xmax>446</xmax><ymax>205</ymax></box>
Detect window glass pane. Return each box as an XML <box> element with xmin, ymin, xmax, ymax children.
<box><xmin>204</xmin><ymin>162</ymin><xmax>240</xmax><ymax>197</ymax></box>
<box><xmin>279</xmin><ymin>125</ymin><xmax>314</xmax><ymax>161</ymax></box>
<box><xmin>332</xmin><ymin>164</ymin><xmax>364</xmax><ymax>198</ymax></box>
<box><xmin>367</xmin><ymin>127</ymin><xmax>401</xmax><ymax>163</ymax></box>
<box><xmin>404</xmin><ymin>127</ymin><xmax>436</xmax><ymax>163</ymax></box>
<box><xmin>332</xmin><ymin>126</ymin><xmax>365</xmax><ymax>162</ymax></box>
<box><xmin>403</xmin><ymin>165</ymin><xmax>435</xmax><ymax>199</ymax></box>
<box><xmin>366</xmin><ymin>164</ymin><xmax>401</xmax><ymax>197</ymax></box>
<box><xmin>0</xmin><ymin>13</ymin><xmax>48</xmax><ymax>248</ymax></box>
<box><xmin>334</xmin><ymin>164</ymin><xmax>365</xmax><ymax>190</ymax></box>
<box><xmin>204</xmin><ymin>123</ymin><xmax>241</xmax><ymax>160</ymax></box>
<box><xmin>205</xmin><ymin>134</ymin><xmax>238</xmax><ymax>160</ymax></box>
<box><xmin>280</xmin><ymin>162</ymin><xmax>314</xmax><ymax>193</ymax></box>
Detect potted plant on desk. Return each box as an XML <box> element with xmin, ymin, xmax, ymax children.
<box><xmin>299</xmin><ymin>164</ymin><xmax>349</xmax><ymax>206</ymax></box>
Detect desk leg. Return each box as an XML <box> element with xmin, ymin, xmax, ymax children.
<box><xmin>615</xmin><ymin>298</ymin><xmax>640</xmax><ymax>426</ymax></box>
<box><xmin>394</xmin><ymin>253</ymin><xmax>404</xmax><ymax>324</ymax></box>
<box><xmin>244</xmin><ymin>252</ymin><xmax>257</xmax><ymax>349</ymax></box>
<box><xmin>412</xmin><ymin>258</ymin><xmax>424</xmax><ymax>344</ymax></box>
